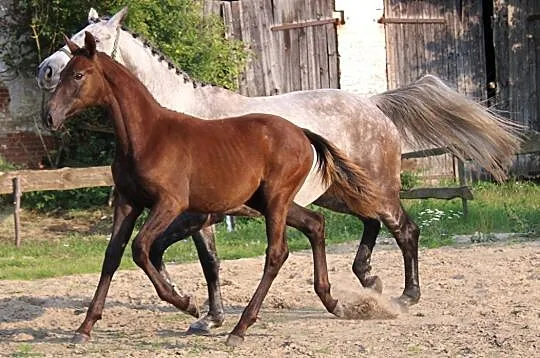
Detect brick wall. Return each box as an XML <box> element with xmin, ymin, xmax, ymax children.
<box><xmin>0</xmin><ymin>84</ymin><xmax>56</xmax><ymax>168</ymax></box>
<box><xmin>0</xmin><ymin>132</ymin><xmax>56</xmax><ymax>168</ymax></box>
<box><xmin>0</xmin><ymin>86</ymin><xmax>9</xmax><ymax>111</ymax></box>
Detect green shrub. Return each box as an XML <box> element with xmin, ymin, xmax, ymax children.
<box><xmin>22</xmin><ymin>187</ymin><xmax>111</xmax><ymax>212</ymax></box>
<box><xmin>0</xmin><ymin>156</ymin><xmax>17</xmax><ymax>172</ymax></box>
<box><xmin>400</xmin><ymin>170</ymin><xmax>420</xmax><ymax>190</ymax></box>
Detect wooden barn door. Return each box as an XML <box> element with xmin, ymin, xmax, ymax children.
<box><xmin>206</xmin><ymin>0</ymin><xmax>340</xmax><ymax>97</ymax></box>
<box><xmin>382</xmin><ymin>0</ymin><xmax>486</xmax><ymax>99</ymax></box>
<box><xmin>493</xmin><ymin>0</ymin><xmax>540</xmax><ymax>131</ymax></box>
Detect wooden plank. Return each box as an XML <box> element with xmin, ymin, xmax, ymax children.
<box><xmin>230</xmin><ymin>1</ymin><xmax>243</xmax><ymax>41</ymax></box>
<box><xmin>271</xmin><ymin>18</ymin><xmax>337</xmax><ymax>31</ymax></box>
<box><xmin>299</xmin><ymin>26</ymin><xmax>309</xmax><ymax>89</ymax></box>
<box><xmin>399</xmin><ymin>186</ymin><xmax>474</xmax><ymax>200</ymax></box>
<box><xmin>534</xmin><ymin>0</ymin><xmax>540</xmax><ymax>131</ymax></box>
<box><xmin>13</xmin><ymin>177</ymin><xmax>21</xmax><ymax>247</ymax></box>
<box><xmin>313</xmin><ymin>0</ymin><xmax>326</xmax><ymax>88</ymax></box>
<box><xmin>326</xmin><ymin>22</ymin><xmax>339</xmax><ymax>88</ymax></box>
<box><xmin>457</xmin><ymin>158</ymin><xmax>469</xmax><ymax>217</ymax></box>
<box><xmin>0</xmin><ymin>167</ymin><xmax>113</xmax><ymax>195</ymax></box>
<box><xmin>289</xmin><ymin>28</ymin><xmax>302</xmax><ymax>91</ymax></box>
<box><xmin>493</xmin><ymin>0</ymin><xmax>511</xmax><ymax>115</ymax></box>
<box><xmin>383</xmin><ymin>0</ymin><xmax>398</xmax><ymax>89</ymax></box>
<box><xmin>240</xmin><ymin>0</ymin><xmax>257</xmax><ymax>95</ymax></box>
<box><xmin>305</xmin><ymin>16</ymin><xmax>317</xmax><ymax>89</ymax></box>
<box><xmin>401</xmin><ymin>147</ymin><xmax>449</xmax><ymax>159</ymax></box>
<box><xmin>260</xmin><ymin>0</ymin><xmax>280</xmax><ymax>95</ymax></box>
<box><xmin>520</xmin><ymin>131</ymin><xmax>540</xmax><ymax>154</ymax></box>
<box><xmin>254</xmin><ymin>0</ymin><xmax>273</xmax><ymax>95</ymax></box>
<box><xmin>221</xmin><ymin>2</ymin><xmax>234</xmax><ymax>39</ymax></box>
<box><xmin>379</xmin><ymin>17</ymin><xmax>446</xmax><ymax>24</ymax></box>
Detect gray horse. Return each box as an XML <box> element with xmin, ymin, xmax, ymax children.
<box><xmin>37</xmin><ymin>7</ymin><xmax>521</xmax><ymax>342</ymax></box>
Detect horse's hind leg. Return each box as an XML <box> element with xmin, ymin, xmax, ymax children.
<box><xmin>313</xmin><ymin>192</ymin><xmax>383</xmax><ymax>293</ymax></box>
<box><xmin>380</xmin><ymin>202</ymin><xmax>421</xmax><ymax>305</ymax></box>
<box><xmin>227</xmin><ymin>194</ymin><xmax>291</xmax><ymax>346</ymax></box>
<box><xmin>148</xmin><ymin>213</ymin><xmax>226</xmax><ymax>325</ymax></box>
<box><xmin>352</xmin><ymin>218</ymin><xmax>383</xmax><ymax>293</ymax></box>
<box><xmin>187</xmin><ymin>225</ymin><xmax>225</xmax><ymax>333</ymax></box>
<box><xmin>131</xmin><ymin>202</ymin><xmax>201</xmax><ymax>318</ymax></box>
<box><xmin>285</xmin><ymin>203</ymin><xmax>340</xmax><ymax>315</ymax></box>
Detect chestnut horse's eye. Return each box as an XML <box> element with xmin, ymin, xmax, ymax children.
<box><xmin>74</xmin><ymin>73</ymin><xmax>84</xmax><ymax>80</ymax></box>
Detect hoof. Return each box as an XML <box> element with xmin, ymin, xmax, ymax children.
<box><xmin>187</xmin><ymin>314</ymin><xmax>223</xmax><ymax>335</ymax></box>
<box><xmin>71</xmin><ymin>332</ymin><xmax>90</xmax><ymax>344</ymax></box>
<box><xmin>367</xmin><ymin>276</ymin><xmax>383</xmax><ymax>294</ymax></box>
<box><xmin>225</xmin><ymin>333</ymin><xmax>244</xmax><ymax>347</ymax></box>
<box><xmin>391</xmin><ymin>293</ymin><xmax>418</xmax><ymax>309</ymax></box>
<box><xmin>185</xmin><ymin>297</ymin><xmax>200</xmax><ymax>318</ymax></box>
<box><xmin>331</xmin><ymin>301</ymin><xmax>345</xmax><ymax>318</ymax></box>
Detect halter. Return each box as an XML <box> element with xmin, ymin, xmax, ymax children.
<box><xmin>110</xmin><ymin>26</ymin><xmax>121</xmax><ymax>60</ymax></box>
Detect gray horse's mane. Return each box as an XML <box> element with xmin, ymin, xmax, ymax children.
<box><xmin>93</xmin><ymin>16</ymin><xmax>214</xmax><ymax>89</ymax></box>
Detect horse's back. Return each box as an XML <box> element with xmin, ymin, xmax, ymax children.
<box><xmin>160</xmin><ymin>113</ymin><xmax>313</xmax><ymax>212</ymax></box>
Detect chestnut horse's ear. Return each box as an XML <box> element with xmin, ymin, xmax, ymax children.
<box><xmin>64</xmin><ymin>34</ymin><xmax>79</xmax><ymax>53</ymax></box>
<box><xmin>84</xmin><ymin>31</ymin><xmax>97</xmax><ymax>57</ymax></box>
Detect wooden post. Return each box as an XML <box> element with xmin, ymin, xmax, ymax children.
<box><xmin>457</xmin><ymin>159</ymin><xmax>468</xmax><ymax>219</ymax></box>
<box><xmin>12</xmin><ymin>176</ymin><xmax>21</xmax><ymax>247</ymax></box>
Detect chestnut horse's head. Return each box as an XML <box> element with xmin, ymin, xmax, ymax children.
<box><xmin>44</xmin><ymin>32</ymin><xmax>107</xmax><ymax>130</ymax></box>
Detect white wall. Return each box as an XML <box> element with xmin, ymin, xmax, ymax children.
<box><xmin>335</xmin><ymin>0</ymin><xmax>387</xmax><ymax>95</ymax></box>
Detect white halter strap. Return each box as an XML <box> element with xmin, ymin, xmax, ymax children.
<box><xmin>61</xmin><ymin>26</ymin><xmax>121</xmax><ymax>60</ymax></box>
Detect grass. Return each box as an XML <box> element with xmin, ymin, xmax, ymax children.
<box><xmin>0</xmin><ymin>181</ymin><xmax>538</xmax><ymax>280</ymax></box>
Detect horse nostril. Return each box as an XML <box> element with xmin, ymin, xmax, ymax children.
<box><xmin>45</xmin><ymin>66</ymin><xmax>52</xmax><ymax>80</ymax></box>
<box><xmin>46</xmin><ymin>113</ymin><xmax>53</xmax><ymax>128</ymax></box>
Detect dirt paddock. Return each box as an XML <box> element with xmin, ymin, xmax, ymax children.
<box><xmin>0</xmin><ymin>241</ymin><xmax>538</xmax><ymax>357</ymax></box>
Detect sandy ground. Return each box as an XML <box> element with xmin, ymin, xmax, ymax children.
<box><xmin>0</xmin><ymin>240</ymin><xmax>538</xmax><ymax>357</ymax></box>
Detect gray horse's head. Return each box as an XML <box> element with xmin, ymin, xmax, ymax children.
<box><xmin>36</xmin><ymin>7</ymin><xmax>128</xmax><ymax>92</ymax></box>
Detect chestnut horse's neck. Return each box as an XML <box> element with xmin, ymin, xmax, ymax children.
<box><xmin>97</xmin><ymin>53</ymin><xmax>170</xmax><ymax>156</ymax></box>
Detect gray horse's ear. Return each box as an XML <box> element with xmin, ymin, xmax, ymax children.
<box><xmin>84</xmin><ymin>31</ymin><xmax>97</xmax><ymax>57</ymax></box>
<box><xmin>107</xmin><ymin>6</ymin><xmax>128</xmax><ymax>28</ymax></box>
<box><xmin>64</xmin><ymin>34</ymin><xmax>80</xmax><ymax>53</ymax></box>
<box><xmin>88</xmin><ymin>8</ymin><xmax>99</xmax><ymax>23</ymax></box>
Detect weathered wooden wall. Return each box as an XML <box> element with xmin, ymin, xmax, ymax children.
<box><xmin>383</xmin><ymin>0</ymin><xmax>486</xmax><ymax>99</ymax></box>
<box><xmin>206</xmin><ymin>0</ymin><xmax>340</xmax><ymax>96</ymax></box>
<box><xmin>493</xmin><ymin>0</ymin><xmax>540</xmax><ymax>130</ymax></box>
<box><xmin>492</xmin><ymin>0</ymin><xmax>540</xmax><ymax>177</ymax></box>
<box><xmin>383</xmin><ymin>0</ymin><xmax>540</xmax><ymax>178</ymax></box>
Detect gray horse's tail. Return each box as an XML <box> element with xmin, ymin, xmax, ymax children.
<box><xmin>371</xmin><ymin>75</ymin><xmax>523</xmax><ymax>182</ymax></box>
<box><xmin>302</xmin><ymin>129</ymin><xmax>380</xmax><ymax>218</ymax></box>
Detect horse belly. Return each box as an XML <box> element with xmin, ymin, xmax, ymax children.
<box><xmin>187</xmin><ymin>172</ymin><xmax>260</xmax><ymax>213</ymax></box>
<box><xmin>292</xmin><ymin>146</ymin><xmax>329</xmax><ymax>206</ymax></box>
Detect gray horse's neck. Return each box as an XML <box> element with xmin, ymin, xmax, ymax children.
<box><xmin>117</xmin><ymin>29</ymin><xmax>246</xmax><ymax>118</ymax></box>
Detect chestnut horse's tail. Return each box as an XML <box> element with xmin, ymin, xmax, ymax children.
<box><xmin>303</xmin><ymin>129</ymin><xmax>380</xmax><ymax>219</ymax></box>
<box><xmin>371</xmin><ymin>75</ymin><xmax>524</xmax><ymax>182</ymax></box>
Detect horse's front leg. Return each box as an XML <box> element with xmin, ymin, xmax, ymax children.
<box><xmin>131</xmin><ymin>201</ymin><xmax>199</xmax><ymax>317</ymax></box>
<box><xmin>73</xmin><ymin>193</ymin><xmax>142</xmax><ymax>344</ymax></box>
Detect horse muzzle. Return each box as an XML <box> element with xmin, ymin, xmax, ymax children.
<box><xmin>43</xmin><ymin>109</ymin><xmax>64</xmax><ymax>131</ymax></box>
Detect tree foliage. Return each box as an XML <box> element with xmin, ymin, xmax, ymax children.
<box><xmin>1</xmin><ymin>0</ymin><xmax>247</xmax><ymax>88</ymax></box>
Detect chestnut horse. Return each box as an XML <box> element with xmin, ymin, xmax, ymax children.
<box><xmin>45</xmin><ymin>32</ymin><xmax>380</xmax><ymax>345</ymax></box>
